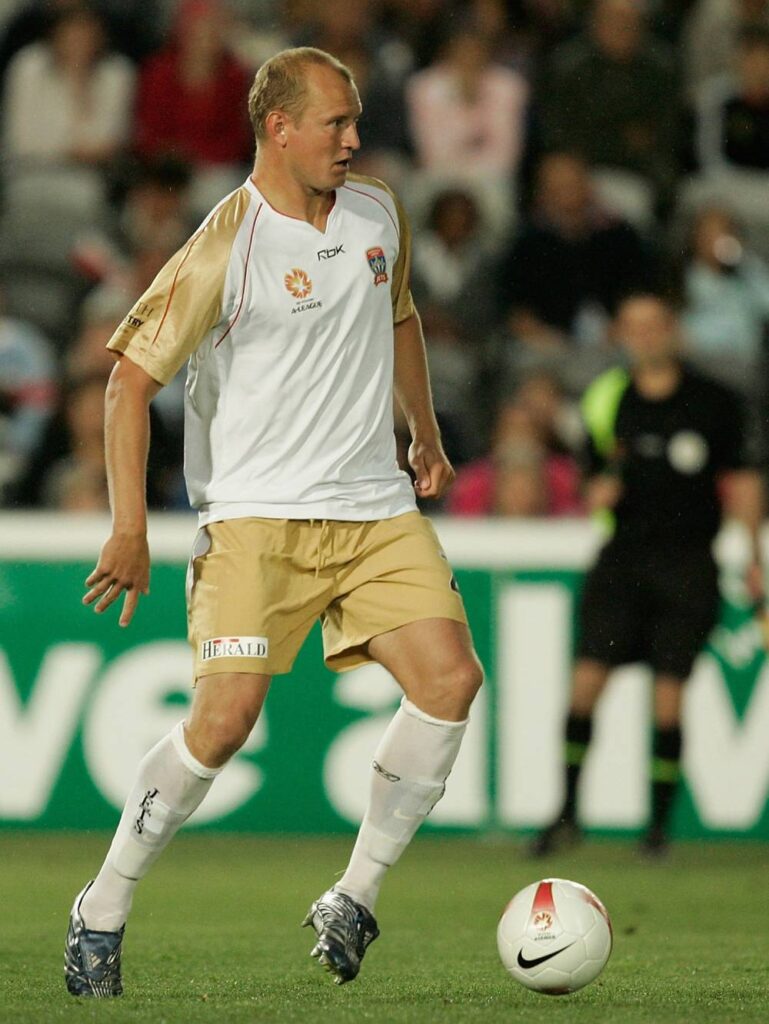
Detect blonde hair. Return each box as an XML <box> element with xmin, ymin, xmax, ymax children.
<box><xmin>248</xmin><ymin>47</ymin><xmax>354</xmax><ymax>143</ymax></box>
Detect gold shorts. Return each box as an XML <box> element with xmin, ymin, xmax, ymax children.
<box><xmin>187</xmin><ymin>511</ymin><xmax>467</xmax><ymax>679</ymax></box>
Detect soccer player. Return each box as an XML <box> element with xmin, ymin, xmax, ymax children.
<box><xmin>531</xmin><ymin>294</ymin><xmax>764</xmax><ymax>858</ymax></box>
<box><xmin>64</xmin><ymin>47</ymin><xmax>483</xmax><ymax>997</ymax></box>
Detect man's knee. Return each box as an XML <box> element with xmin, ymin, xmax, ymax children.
<box><xmin>654</xmin><ymin>700</ymin><xmax>683</xmax><ymax>731</ymax></box>
<box><xmin>439</xmin><ymin>654</ymin><xmax>484</xmax><ymax>716</ymax></box>
<box><xmin>185</xmin><ymin>707</ymin><xmax>254</xmax><ymax>767</ymax></box>
<box><xmin>570</xmin><ymin>659</ymin><xmax>610</xmax><ymax>716</ymax></box>
<box><xmin>456</xmin><ymin>656</ymin><xmax>484</xmax><ymax>702</ymax></box>
<box><xmin>185</xmin><ymin>672</ymin><xmax>270</xmax><ymax>768</ymax></box>
<box><xmin>654</xmin><ymin>674</ymin><xmax>684</xmax><ymax>730</ymax></box>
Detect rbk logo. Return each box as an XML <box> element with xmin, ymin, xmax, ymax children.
<box><xmin>373</xmin><ymin>760</ymin><xmax>401</xmax><ymax>783</ymax></box>
<box><xmin>317</xmin><ymin>244</ymin><xmax>345</xmax><ymax>260</ymax></box>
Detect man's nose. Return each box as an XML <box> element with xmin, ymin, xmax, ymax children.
<box><xmin>343</xmin><ymin>123</ymin><xmax>361</xmax><ymax>151</ymax></box>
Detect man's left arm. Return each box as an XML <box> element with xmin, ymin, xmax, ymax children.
<box><xmin>393</xmin><ymin>312</ymin><xmax>454</xmax><ymax>500</ymax></box>
<box><xmin>722</xmin><ymin>469</ymin><xmax>766</xmax><ymax>601</ymax></box>
<box><xmin>717</xmin><ymin>386</ymin><xmax>766</xmax><ymax>601</ymax></box>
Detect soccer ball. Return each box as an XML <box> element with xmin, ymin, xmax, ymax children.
<box><xmin>497</xmin><ymin>878</ymin><xmax>612</xmax><ymax>995</ymax></box>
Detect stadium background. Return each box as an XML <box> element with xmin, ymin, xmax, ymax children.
<box><xmin>1</xmin><ymin>0</ymin><xmax>769</xmax><ymax>838</ymax></box>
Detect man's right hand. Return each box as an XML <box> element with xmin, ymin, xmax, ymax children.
<box><xmin>586</xmin><ymin>474</ymin><xmax>623</xmax><ymax>513</ymax></box>
<box><xmin>83</xmin><ymin>532</ymin><xmax>150</xmax><ymax>627</ymax></box>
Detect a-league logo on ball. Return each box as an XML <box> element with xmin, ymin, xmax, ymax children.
<box><xmin>366</xmin><ymin>247</ymin><xmax>388</xmax><ymax>285</ymax></box>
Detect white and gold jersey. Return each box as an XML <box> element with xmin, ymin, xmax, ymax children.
<box><xmin>107</xmin><ymin>175</ymin><xmax>418</xmax><ymax>523</ymax></box>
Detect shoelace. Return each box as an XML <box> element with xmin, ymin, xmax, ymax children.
<box><xmin>315</xmin><ymin>894</ymin><xmax>374</xmax><ymax>956</ymax></box>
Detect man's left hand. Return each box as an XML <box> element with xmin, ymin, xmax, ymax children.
<box><xmin>747</xmin><ymin>558</ymin><xmax>765</xmax><ymax>605</ymax></box>
<box><xmin>409</xmin><ymin>440</ymin><xmax>455</xmax><ymax>499</ymax></box>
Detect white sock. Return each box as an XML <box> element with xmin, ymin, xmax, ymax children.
<box><xmin>80</xmin><ymin>722</ymin><xmax>221</xmax><ymax>931</ymax></box>
<box><xmin>335</xmin><ymin>697</ymin><xmax>468</xmax><ymax>912</ymax></box>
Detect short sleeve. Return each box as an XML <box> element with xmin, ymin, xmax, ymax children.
<box><xmin>712</xmin><ymin>385</ymin><xmax>754</xmax><ymax>471</ymax></box>
<box><xmin>581</xmin><ymin>430</ymin><xmax>606</xmax><ymax>479</ymax></box>
<box><xmin>389</xmin><ymin>189</ymin><xmax>416</xmax><ymax>324</ymax></box>
<box><xmin>579</xmin><ymin>367</ymin><xmax>631</xmax><ymax>477</ymax></box>
<box><xmin>106</xmin><ymin>188</ymin><xmax>252</xmax><ymax>385</ymax></box>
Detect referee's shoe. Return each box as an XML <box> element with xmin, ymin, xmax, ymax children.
<box><xmin>528</xmin><ymin>818</ymin><xmax>583</xmax><ymax>858</ymax></box>
<box><xmin>638</xmin><ymin>824</ymin><xmax>670</xmax><ymax>860</ymax></box>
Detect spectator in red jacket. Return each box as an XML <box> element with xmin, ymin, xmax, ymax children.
<box><xmin>448</xmin><ymin>376</ymin><xmax>584</xmax><ymax>518</ymax></box>
<box><xmin>134</xmin><ymin>0</ymin><xmax>252</xmax><ymax>215</ymax></box>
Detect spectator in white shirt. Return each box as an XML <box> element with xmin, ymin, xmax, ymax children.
<box><xmin>3</xmin><ymin>1</ymin><xmax>134</xmax><ymax>168</ymax></box>
<box><xmin>405</xmin><ymin>20</ymin><xmax>529</xmax><ymax>180</ymax></box>
<box><xmin>683</xmin><ymin>205</ymin><xmax>769</xmax><ymax>394</ymax></box>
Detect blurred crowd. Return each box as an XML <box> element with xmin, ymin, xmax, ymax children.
<box><xmin>1</xmin><ymin>0</ymin><xmax>768</xmax><ymax>515</ymax></box>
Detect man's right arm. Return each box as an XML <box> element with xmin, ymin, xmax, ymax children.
<box><xmin>82</xmin><ymin>187</ymin><xmax>253</xmax><ymax>623</ymax></box>
<box><xmin>83</xmin><ymin>355</ymin><xmax>161</xmax><ymax>627</ymax></box>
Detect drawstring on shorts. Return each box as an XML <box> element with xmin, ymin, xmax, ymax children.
<box><xmin>311</xmin><ymin>519</ymin><xmax>331</xmax><ymax>578</ymax></box>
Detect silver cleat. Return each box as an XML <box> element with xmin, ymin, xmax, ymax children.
<box><xmin>303</xmin><ymin>888</ymin><xmax>379</xmax><ymax>984</ymax></box>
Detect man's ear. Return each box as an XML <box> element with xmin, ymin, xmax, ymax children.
<box><xmin>265</xmin><ymin>110</ymin><xmax>289</xmax><ymax>147</ymax></box>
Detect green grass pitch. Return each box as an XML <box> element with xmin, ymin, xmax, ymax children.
<box><xmin>1</xmin><ymin>832</ymin><xmax>766</xmax><ymax>1023</ymax></box>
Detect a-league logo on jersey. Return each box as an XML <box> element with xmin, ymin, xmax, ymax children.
<box><xmin>366</xmin><ymin>247</ymin><xmax>388</xmax><ymax>286</ymax></box>
<box><xmin>284</xmin><ymin>268</ymin><xmax>313</xmax><ymax>299</ymax></box>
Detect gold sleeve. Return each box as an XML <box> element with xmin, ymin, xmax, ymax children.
<box><xmin>106</xmin><ymin>188</ymin><xmax>252</xmax><ymax>385</ymax></box>
<box><xmin>346</xmin><ymin>174</ymin><xmax>416</xmax><ymax>325</ymax></box>
<box><xmin>390</xmin><ymin>189</ymin><xmax>416</xmax><ymax>324</ymax></box>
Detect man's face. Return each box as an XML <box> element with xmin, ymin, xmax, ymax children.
<box><xmin>283</xmin><ymin>65</ymin><xmax>362</xmax><ymax>194</ymax></box>
<box><xmin>738</xmin><ymin>42</ymin><xmax>769</xmax><ymax>100</ymax></box>
<box><xmin>591</xmin><ymin>0</ymin><xmax>642</xmax><ymax>62</ymax></box>
<box><xmin>447</xmin><ymin>31</ymin><xmax>491</xmax><ymax>77</ymax></box>
<box><xmin>537</xmin><ymin>155</ymin><xmax>591</xmax><ymax>221</ymax></box>
<box><xmin>616</xmin><ymin>298</ymin><xmax>679</xmax><ymax>366</ymax></box>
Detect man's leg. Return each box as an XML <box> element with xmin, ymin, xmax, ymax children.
<box><xmin>530</xmin><ymin>658</ymin><xmax>611</xmax><ymax>856</ymax></box>
<box><xmin>642</xmin><ymin>546</ymin><xmax>718</xmax><ymax>855</ymax></box>
<box><xmin>305</xmin><ymin>618</ymin><xmax>482</xmax><ymax>983</ymax></box>
<box><xmin>66</xmin><ymin>672</ymin><xmax>270</xmax><ymax>997</ymax></box>
<box><xmin>643</xmin><ymin>673</ymin><xmax>684</xmax><ymax>855</ymax></box>
<box><xmin>335</xmin><ymin>618</ymin><xmax>481</xmax><ymax>909</ymax></box>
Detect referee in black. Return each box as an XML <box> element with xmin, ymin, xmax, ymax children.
<box><xmin>532</xmin><ymin>293</ymin><xmax>765</xmax><ymax>857</ymax></box>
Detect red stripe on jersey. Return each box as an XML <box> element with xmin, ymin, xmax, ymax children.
<box><xmin>342</xmin><ymin>184</ymin><xmax>399</xmax><ymax>240</ymax></box>
<box><xmin>214</xmin><ymin>202</ymin><xmax>262</xmax><ymax>349</ymax></box>
<box><xmin>149</xmin><ymin>227</ymin><xmax>205</xmax><ymax>349</ymax></box>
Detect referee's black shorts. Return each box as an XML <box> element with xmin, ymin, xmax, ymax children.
<box><xmin>577</xmin><ymin>540</ymin><xmax>720</xmax><ymax>680</ymax></box>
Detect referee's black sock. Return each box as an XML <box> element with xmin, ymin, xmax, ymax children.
<box><xmin>561</xmin><ymin>714</ymin><xmax>592</xmax><ymax>823</ymax></box>
<box><xmin>650</xmin><ymin>726</ymin><xmax>682</xmax><ymax>834</ymax></box>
